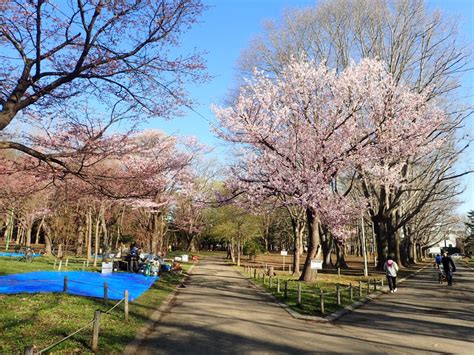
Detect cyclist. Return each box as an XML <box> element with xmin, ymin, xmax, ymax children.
<box><xmin>441</xmin><ymin>251</ymin><xmax>456</xmax><ymax>286</ymax></box>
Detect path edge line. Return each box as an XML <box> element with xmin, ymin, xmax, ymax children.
<box><xmin>124</xmin><ymin>262</ymin><xmax>198</xmax><ymax>354</ymax></box>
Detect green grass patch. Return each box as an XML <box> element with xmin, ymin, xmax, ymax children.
<box><xmin>0</xmin><ymin>254</ymin><xmax>193</xmax><ymax>353</ymax></box>
<box><xmin>238</xmin><ymin>266</ymin><xmax>384</xmax><ymax>317</ymax></box>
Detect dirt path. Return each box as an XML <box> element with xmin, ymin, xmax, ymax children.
<box><xmin>130</xmin><ymin>256</ymin><xmax>474</xmax><ymax>354</ymax></box>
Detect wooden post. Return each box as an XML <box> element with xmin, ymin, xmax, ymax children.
<box><xmin>367</xmin><ymin>280</ymin><xmax>370</xmax><ymax>294</ymax></box>
<box><xmin>86</xmin><ymin>259</ymin><xmax>90</xmax><ymax>267</ymax></box>
<box><xmin>288</xmin><ymin>264</ymin><xmax>292</xmax><ymax>274</ymax></box>
<box><xmin>381</xmin><ymin>278</ymin><xmax>384</xmax><ymax>287</ymax></box>
<box><xmin>269</xmin><ymin>276</ymin><xmax>273</xmax><ymax>289</ymax></box>
<box><xmin>82</xmin><ymin>261</ymin><xmax>86</xmax><ymax>271</ymax></box>
<box><xmin>349</xmin><ymin>283</ymin><xmax>353</xmax><ymax>301</ymax></box>
<box><xmin>277</xmin><ymin>278</ymin><xmax>281</xmax><ymax>293</ymax></box>
<box><xmin>320</xmin><ymin>289</ymin><xmax>325</xmax><ymax>315</ymax></box>
<box><xmin>65</xmin><ymin>258</ymin><xmax>69</xmax><ymax>270</ymax></box>
<box><xmin>124</xmin><ymin>290</ymin><xmax>129</xmax><ymax>322</ymax></box>
<box><xmin>104</xmin><ymin>282</ymin><xmax>108</xmax><ymax>303</ymax></box>
<box><xmin>58</xmin><ymin>260</ymin><xmax>62</xmax><ymax>271</ymax></box>
<box><xmin>253</xmin><ymin>268</ymin><xmax>257</xmax><ymax>279</ymax></box>
<box><xmin>373</xmin><ymin>278</ymin><xmax>377</xmax><ymax>292</ymax></box>
<box><xmin>91</xmin><ymin>310</ymin><xmax>101</xmax><ymax>351</ymax></box>
<box><xmin>263</xmin><ymin>274</ymin><xmax>266</xmax><ymax>285</ymax></box>
<box><xmin>297</xmin><ymin>282</ymin><xmax>302</xmax><ymax>306</ymax></box>
<box><xmin>337</xmin><ymin>267</ymin><xmax>340</xmax><ymax>277</ymax></box>
<box><xmin>359</xmin><ymin>281</ymin><xmax>362</xmax><ymax>297</ymax></box>
<box><xmin>23</xmin><ymin>346</ymin><xmax>34</xmax><ymax>355</ymax></box>
<box><xmin>336</xmin><ymin>284</ymin><xmax>341</xmax><ymax>305</ymax></box>
<box><xmin>53</xmin><ymin>259</ymin><xmax>57</xmax><ymax>270</ymax></box>
<box><xmin>63</xmin><ymin>275</ymin><xmax>68</xmax><ymax>293</ymax></box>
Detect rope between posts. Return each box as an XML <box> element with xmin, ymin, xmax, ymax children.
<box><xmin>34</xmin><ymin>294</ymin><xmax>127</xmax><ymax>353</ymax></box>
<box><xmin>104</xmin><ymin>297</ymin><xmax>125</xmax><ymax>314</ymax></box>
<box><xmin>37</xmin><ymin>319</ymin><xmax>95</xmax><ymax>354</ymax></box>
<box><xmin>14</xmin><ymin>277</ymin><xmax>126</xmax><ymax>295</ymax></box>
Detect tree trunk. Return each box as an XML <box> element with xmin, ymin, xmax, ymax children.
<box><xmin>25</xmin><ymin>222</ymin><xmax>32</xmax><ymax>247</ymax></box>
<box><xmin>93</xmin><ymin>215</ymin><xmax>100</xmax><ymax>267</ymax></box>
<box><xmin>86</xmin><ymin>209</ymin><xmax>92</xmax><ymax>262</ymax></box>
<box><xmin>299</xmin><ymin>207</ymin><xmax>321</xmax><ymax>282</ymax></box>
<box><xmin>100</xmin><ymin>204</ymin><xmax>108</xmax><ymax>248</ymax></box>
<box><xmin>35</xmin><ymin>216</ymin><xmax>44</xmax><ymax>245</ymax></box>
<box><xmin>372</xmin><ymin>214</ymin><xmax>396</xmax><ymax>269</ymax></box>
<box><xmin>335</xmin><ymin>241</ymin><xmax>349</xmax><ymax>268</ymax></box>
<box><xmin>43</xmin><ymin>224</ymin><xmax>53</xmax><ymax>256</ymax></box>
<box><xmin>229</xmin><ymin>237</ymin><xmax>236</xmax><ymax>263</ymax></box>
<box><xmin>291</xmin><ymin>218</ymin><xmax>304</xmax><ymax>275</ymax></box>
<box><xmin>320</xmin><ymin>224</ymin><xmax>333</xmax><ymax>268</ymax></box>
<box><xmin>151</xmin><ymin>213</ymin><xmax>159</xmax><ymax>254</ymax></box>
<box><xmin>76</xmin><ymin>225</ymin><xmax>84</xmax><ymax>256</ymax></box>
<box><xmin>237</xmin><ymin>237</ymin><xmax>241</xmax><ymax>266</ymax></box>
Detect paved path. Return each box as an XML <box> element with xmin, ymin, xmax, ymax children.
<box><xmin>131</xmin><ymin>257</ymin><xmax>474</xmax><ymax>354</ymax></box>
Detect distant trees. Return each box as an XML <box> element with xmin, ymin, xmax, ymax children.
<box><xmin>0</xmin><ymin>1</ymin><xmax>210</xmax><ymax>255</ymax></box>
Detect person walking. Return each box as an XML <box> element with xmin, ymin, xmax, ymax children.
<box><xmin>434</xmin><ymin>253</ymin><xmax>443</xmax><ymax>283</ymax></box>
<box><xmin>384</xmin><ymin>257</ymin><xmax>399</xmax><ymax>293</ymax></box>
<box><xmin>441</xmin><ymin>251</ymin><xmax>456</xmax><ymax>286</ymax></box>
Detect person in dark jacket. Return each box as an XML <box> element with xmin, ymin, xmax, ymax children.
<box><xmin>441</xmin><ymin>251</ymin><xmax>456</xmax><ymax>286</ymax></box>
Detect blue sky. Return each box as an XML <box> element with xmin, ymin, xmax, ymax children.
<box><xmin>144</xmin><ymin>0</ymin><xmax>474</xmax><ymax>216</ymax></box>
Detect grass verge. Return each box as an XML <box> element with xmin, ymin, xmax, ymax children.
<box><xmin>0</xmin><ymin>254</ymin><xmax>191</xmax><ymax>353</ymax></box>
<box><xmin>236</xmin><ymin>265</ymin><xmax>384</xmax><ymax>317</ymax></box>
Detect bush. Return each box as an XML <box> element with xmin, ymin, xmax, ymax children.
<box><xmin>243</xmin><ymin>239</ymin><xmax>265</xmax><ymax>256</ymax></box>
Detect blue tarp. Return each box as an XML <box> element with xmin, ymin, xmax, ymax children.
<box><xmin>0</xmin><ymin>252</ymin><xmax>41</xmax><ymax>258</ymax></box>
<box><xmin>0</xmin><ymin>271</ymin><xmax>158</xmax><ymax>301</ymax></box>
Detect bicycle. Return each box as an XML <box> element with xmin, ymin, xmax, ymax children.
<box><xmin>17</xmin><ymin>247</ymin><xmax>34</xmax><ymax>263</ymax></box>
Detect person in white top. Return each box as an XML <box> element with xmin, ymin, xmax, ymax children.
<box><xmin>383</xmin><ymin>257</ymin><xmax>399</xmax><ymax>293</ymax></box>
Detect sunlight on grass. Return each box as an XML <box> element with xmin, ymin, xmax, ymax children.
<box><xmin>0</xmin><ymin>254</ymin><xmax>191</xmax><ymax>353</ymax></box>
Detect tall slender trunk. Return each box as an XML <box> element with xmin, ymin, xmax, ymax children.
<box><xmin>93</xmin><ymin>214</ymin><xmax>100</xmax><ymax>267</ymax></box>
<box><xmin>291</xmin><ymin>218</ymin><xmax>304</xmax><ymax>274</ymax></box>
<box><xmin>237</xmin><ymin>237</ymin><xmax>241</xmax><ymax>266</ymax></box>
<box><xmin>115</xmin><ymin>208</ymin><xmax>125</xmax><ymax>250</ymax></box>
<box><xmin>100</xmin><ymin>204</ymin><xmax>108</xmax><ymax>248</ymax></box>
<box><xmin>76</xmin><ymin>225</ymin><xmax>84</xmax><ymax>256</ymax></box>
<box><xmin>229</xmin><ymin>237</ymin><xmax>236</xmax><ymax>263</ymax></box>
<box><xmin>35</xmin><ymin>216</ymin><xmax>44</xmax><ymax>245</ymax></box>
<box><xmin>43</xmin><ymin>223</ymin><xmax>53</xmax><ymax>256</ymax></box>
<box><xmin>25</xmin><ymin>222</ymin><xmax>32</xmax><ymax>247</ymax></box>
<box><xmin>86</xmin><ymin>209</ymin><xmax>92</xmax><ymax>262</ymax></box>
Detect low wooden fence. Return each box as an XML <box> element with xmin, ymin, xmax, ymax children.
<box><xmin>23</xmin><ymin>279</ymin><xmax>130</xmax><ymax>354</ymax></box>
<box><xmin>243</xmin><ymin>265</ymin><xmax>384</xmax><ymax>315</ymax></box>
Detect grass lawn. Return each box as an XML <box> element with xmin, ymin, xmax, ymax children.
<box><xmin>0</xmin><ymin>253</ymin><xmax>192</xmax><ymax>353</ymax></box>
<box><xmin>237</xmin><ymin>265</ymin><xmax>384</xmax><ymax>316</ymax></box>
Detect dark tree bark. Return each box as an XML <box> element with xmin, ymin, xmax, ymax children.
<box><xmin>299</xmin><ymin>207</ymin><xmax>321</xmax><ymax>282</ymax></box>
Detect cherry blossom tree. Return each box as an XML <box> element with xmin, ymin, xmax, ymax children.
<box><xmin>0</xmin><ymin>0</ymin><xmax>206</xmax><ymax>182</ymax></box>
<box><xmin>214</xmin><ymin>57</ymin><xmax>447</xmax><ymax>281</ymax></box>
